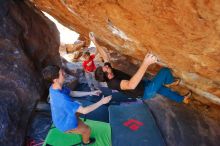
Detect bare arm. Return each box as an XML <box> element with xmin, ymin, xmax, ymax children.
<box><xmin>89</xmin><ymin>32</ymin><xmax>110</xmax><ymax>62</ymax></box>
<box><xmin>73</xmin><ymin>41</ymin><xmax>85</xmax><ymax>51</ymax></box>
<box><xmin>94</xmin><ymin>47</ymin><xmax>98</xmax><ymax>55</ymax></box>
<box><xmin>120</xmin><ymin>53</ymin><xmax>157</xmax><ymax>90</ymax></box>
<box><xmin>87</xmin><ymin>60</ymin><xmax>93</xmax><ymax>66</ymax></box>
<box><xmin>77</xmin><ymin>95</ymin><xmax>112</xmax><ymax>114</ymax></box>
<box><xmin>96</xmin><ymin>45</ymin><xmax>110</xmax><ymax>63</ymax></box>
<box><xmin>70</xmin><ymin>90</ymin><xmax>101</xmax><ymax>97</ymax></box>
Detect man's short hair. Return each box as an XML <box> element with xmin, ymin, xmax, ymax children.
<box><xmin>104</xmin><ymin>62</ymin><xmax>112</xmax><ymax>68</ymax></box>
<box><xmin>42</xmin><ymin>65</ymin><xmax>60</xmax><ymax>84</ymax></box>
<box><xmin>83</xmin><ymin>51</ymin><xmax>90</xmax><ymax>57</ymax></box>
<box><xmin>95</xmin><ymin>66</ymin><xmax>108</xmax><ymax>82</ymax></box>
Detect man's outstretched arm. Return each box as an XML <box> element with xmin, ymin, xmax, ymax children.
<box><xmin>77</xmin><ymin>95</ymin><xmax>112</xmax><ymax>114</ymax></box>
<box><xmin>120</xmin><ymin>53</ymin><xmax>157</xmax><ymax>90</ymax></box>
<box><xmin>89</xmin><ymin>32</ymin><xmax>110</xmax><ymax>62</ymax></box>
<box><xmin>70</xmin><ymin>90</ymin><xmax>101</xmax><ymax>97</ymax></box>
<box><xmin>73</xmin><ymin>41</ymin><xmax>85</xmax><ymax>51</ymax></box>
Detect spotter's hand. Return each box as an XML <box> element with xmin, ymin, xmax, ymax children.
<box><xmin>91</xmin><ymin>90</ymin><xmax>102</xmax><ymax>96</ymax></box>
<box><xmin>100</xmin><ymin>95</ymin><xmax>112</xmax><ymax>104</ymax></box>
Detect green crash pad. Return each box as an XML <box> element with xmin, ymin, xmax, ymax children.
<box><xmin>43</xmin><ymin>119</ymin><xmax>111</xmax><ymax>146</ymax></box>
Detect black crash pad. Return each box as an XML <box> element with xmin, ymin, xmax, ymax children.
<box><xmin>109</xmin><ymin>103</ymin><xmax>166</xmax><ymax>146</ymax></box>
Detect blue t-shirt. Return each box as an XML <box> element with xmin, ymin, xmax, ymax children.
<box><xmin>49</xmin><ymin>86</ymin><xmax>81</xmax><ymax>132</ymax></box>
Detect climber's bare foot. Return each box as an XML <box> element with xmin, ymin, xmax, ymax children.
<box><xmin>183</xmin><ymin>90</ymin><xmax>192</xmax><ymax>104</ymax></box>
<box><xmin>164</xmin><ymin>78</ymin><xmax>181</xmax><ymax>88</ymax></box>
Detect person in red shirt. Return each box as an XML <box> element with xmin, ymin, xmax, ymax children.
<box><xmin>82</xmin><ymin>51</ymin><xmax>99</xmax><ymax>91</ymax></box>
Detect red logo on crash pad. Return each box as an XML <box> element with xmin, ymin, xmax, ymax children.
<box><xmin>123</xmin><ymin>119</ymin><xmax>143</xmax><ymax>131</ymax></box>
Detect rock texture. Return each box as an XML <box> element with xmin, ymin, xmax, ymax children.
<box><xmin>146</xmin><ymin>96</ymin><xmax>220</xmax><ymax>146</ymax></box>
<box><xmin>0</xmin><ymin>0</ymin><xmax>60</xmax><ymax>145</ymax></box>
<box><xmin>31</xmin><ymin>0</ymin><xmax>220</xmax><ymax>104</ymax></box>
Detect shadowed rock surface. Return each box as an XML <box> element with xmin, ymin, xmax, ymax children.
<box><xmin>145</xmin><ymin>95</ymin><xmax>220</xmax><ymax>146</ymax></box>
<box><xmin>0</xmin><ymin>0</ymin><xmax>60</xmax><ymax>145</ymax></box>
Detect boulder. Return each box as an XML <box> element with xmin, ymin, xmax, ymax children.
<box><xmin>32</xmin><ymin>0</ymin><xmax>220</xmax><ymax>104</ymax></box>
<box><xmin>0</xmin><ymin>0</ymin><xmax>60</xmax><ymax>145</ymax></box>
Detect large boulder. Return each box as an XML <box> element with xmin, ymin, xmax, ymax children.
<box><xmin>31</xmin><ymin>0</ymin><xmax>220</xmax><ymax>104</ymax></box>
<box><xmin>0</xmin><ymin>0</ymin><xmax>60</xmax><ymax>145</ymax></box>
<box><xmin>145</xmin><ymin>96</ymin><xmax>220</xmax><ymax>146</ymax></box>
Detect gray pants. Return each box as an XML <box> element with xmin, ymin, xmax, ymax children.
<box><xmin>85</xmin><ymin>71</ymin><xmax>99</xmax><ymax>90</ymax></box>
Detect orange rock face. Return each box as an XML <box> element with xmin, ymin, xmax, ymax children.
<box><xmin>31</xmin><ymin>0</ymin><xmax>220</xmax><ymax>104</ymax></box>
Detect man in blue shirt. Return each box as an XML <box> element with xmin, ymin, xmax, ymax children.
<box><xmin>42</xmin><ymin>65</ymin><xmax>112</xmax><ymax>145</ymax></box>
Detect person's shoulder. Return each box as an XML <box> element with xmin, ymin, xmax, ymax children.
<box><xmin>49</xmin><ymin>85</ymin><xmax>53</xmax><ymax>91</ymax></box>
<box><xmin>108</xmin><ymin>77</ymin><xmax>121</xmax><ymax>84</ymax></box>
<box><xmin>82</xmin><ymin>60</ymin><xmax>87</xmax><ymax>66</ymax></box>
<box><xmin>62</xmin><ymin>86</ymin><xmax>70</xmax><ymax>91</ymax></box>
<box><xmin>115</xmin><ymin>69</ymin><xmax>128</xmax><ymax>74</ymax></box>
<box><xmin>49</xmin><ymin>85</ymin><xmax>58</xmax><ymax>93</ymax></box>
<box><xmin>113</xmin><ymin>68</ymin><xmax>123</xmax><ymax>74</ymax></box>
<box><xmin>107</xmin><ymin>78</ymin><xmax>121</xmax><ymax>90</ymax></box>
<box><xmin>90</xmin><ymin>54</ymin><xmax>95</xmax><ymax>59</ymax></box>
<box><xmin>112</xmin><ymin>68</ymin><xmax>119</xmax><ymax>72</ymax></box>
<box><xmin>82</xmin><ymin>59</ymin><xmax>87</xmax><ymax>63</ymax></box>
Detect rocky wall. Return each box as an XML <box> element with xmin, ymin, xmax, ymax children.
<box><xmin>32</xmin><ymin>0</ymin><xmax>220</xmax><ymax>104</ymax></box>
<box><xmin>0</xmin><ymin>0</ymin><xmax>60</xmax><ymax>145</ymax></box>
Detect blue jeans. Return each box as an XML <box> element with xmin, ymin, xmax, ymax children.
<box><xmin>85</xmin><ymin>71</ymin><xmax>99</xmax><ymax>90</ymax></box>
<box><xmin>142</xmin><ymin>68</ymin><xmax>184</xmax><ymax>103</ymax></box>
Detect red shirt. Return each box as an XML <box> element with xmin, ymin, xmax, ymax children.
<box><xmin>82</xmin><ymin>55</ymin><xmax>96</xmax><ymax>72</ymax></box>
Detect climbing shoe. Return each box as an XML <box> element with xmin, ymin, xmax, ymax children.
<box><xmin>82</xmin><ymin>137</ymin><xmax>96</xmax><ymax>145</ymax></box>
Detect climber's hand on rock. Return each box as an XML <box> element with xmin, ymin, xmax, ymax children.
<box><xmin>144</xmin><ymin>53</ymin><xmax>157</xmax><ymax>65</ymax></box>
<box><xmin>89</xmin><ymin>32</ymin><xmax>96</xmax><ymax>43</ymax></box>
